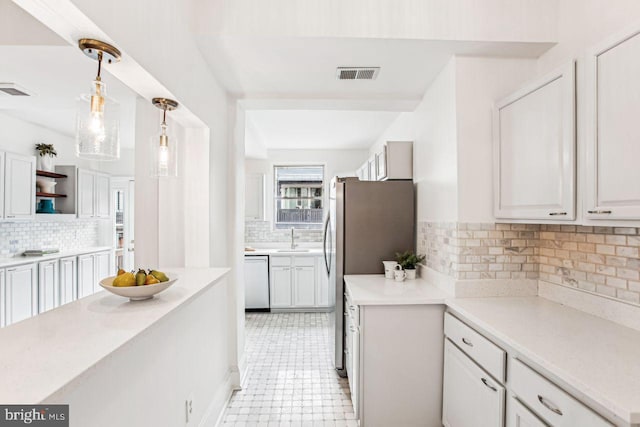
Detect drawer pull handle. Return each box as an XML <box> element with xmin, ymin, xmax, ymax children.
<box><xmin>481</xmin><ymin>378</ymin><xmax>497</xmax><ymax>392</ymax></box>
<box><xmin>461</xmin><ymin>337</ymin><xmax>473</xmax><ymax>347</ymax></box>
<box><xmin>349</xmin><ymin>325</ymin><xmax>358</xmax><ymax>333</ymax></box>
<box><xmin>538</xmin><ymin>395</ymin><xmax>563</xmax><ymax>416</ymax></box>
<box><xmin>587</xmin><ymin>210</ymin><xmax>612</xmax><ymax>214</ymax></box>
<box><xmin>349</xmin><ymin>305</ymin><xmax>356</xmax><ymax>311</ymax></box>
<box><xmin>548</xmin><ymin>212</ymin><xmax>567</xmax><ymax>216</ymax></box>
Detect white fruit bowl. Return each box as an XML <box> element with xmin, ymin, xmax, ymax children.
<box><xmin>99</xmin><ymin>273</ymin><xmax>178</xmax><ymax>301</ymax></box>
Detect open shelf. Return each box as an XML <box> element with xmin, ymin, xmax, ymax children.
<box><xmin>36</xmin><ymin>170</ymin><xmax>68</xmax><ymax>179</ymax></box>
<box><xmin>36</xmin><ymin>192</ymin><xmax>67</xmax><ymax>198</ymax></box>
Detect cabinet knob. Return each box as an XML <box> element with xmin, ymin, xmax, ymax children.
<box><xmin>587</xmin><ymin>209</ymin><xmax>612</xmax><ymax>214</ymax></box>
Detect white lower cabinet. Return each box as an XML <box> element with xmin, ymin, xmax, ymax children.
<box><xmin>270</xmin><ymin>254</ymin><xmax>329</xmax><ymax>310</ymax></box>
<box><xmin>348</xmin><ymin>296</ymin><xmax>444</xmax><ymax>427</ymax></box>
<box><xmin>78</xmin><ymin>254</ymin><xmax>96</xmax><ymax>298</ymax></box>
<box><xmin>59</xmin><ymin>256</ymin><xmax>77</xmax><ymax>305</ymax></box>
<box><xmin>508</xmin><ymin>397</ymin><xmax>548</xmax><ymax>427</ymax></box>
<box><xmin>270</xmin><ymin>266</ymin><xmax>292</xmax><ymax>308</ymax></box>
<box><xmin>446</xmin><ymin>312</ymin><xmax>615</xmax><ymax>427</ymax></box>
<box><xmin>38</xmin><ymin>259</ymin><xmax>59</xmax><ymax>313</ymax></box>
<box><xmin>443</xmin><ymin>339</ymin><xmax>505</xmax><ymax>427</ymax></box>
<box><xmin>0</xmin><ymin>269</ymin><xmax>5</xmax><ymax>327</ymax></box>
<box><xmin>5</xmin><ymin>264</ymin><xmax>37</xmax><ymax>326</ymax></box>
<box><xmin>94</xmin><ymin>251</ymin><xmax>111</xmax><ymax>293</ymax></box>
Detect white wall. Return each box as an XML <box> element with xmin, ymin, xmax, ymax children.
<box><xmin>245</xmin><ymin>148</ymin><xmax>368</xmax><ymax>230</ymax></box>
<box><xmin>455</xmin><ymin>57</ymin><xmax>536</xmax><ymax>222</ymax></box>
<box><xmin>0</xmin><ymin>111</ymin><xmax>134</xmax><ymax>176</ymax></box>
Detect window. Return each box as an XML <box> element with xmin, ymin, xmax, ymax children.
<box><xmin>274</xmin><ymin>165</ymin><xmax>324</xmax><ymax>229</ymax></box>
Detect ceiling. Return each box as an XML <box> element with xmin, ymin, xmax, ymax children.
<box><xmin>245</xmin><ymin>110</ymin><xmax>401</xmax><ymax>157</ymax></box>
<box><xmin>0</xmin><ymin>2</ymin><xmax>139</xmax><ymax>147</ymax></box>
<box><xmin>199</xmin><ymin>37</ymin><xmax>551</xmax><ymax>100</ymax></box>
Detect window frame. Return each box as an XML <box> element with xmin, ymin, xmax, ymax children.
<box><xmin>273</xmin><ymin>164</ymin><xmax>325</xmax><ymax>230</ymax></box>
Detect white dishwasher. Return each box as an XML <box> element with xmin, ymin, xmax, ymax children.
<box><xmin>244</xmin><ymin>255</ymin><xmax>270</xmax><ymax>310</ymax></box>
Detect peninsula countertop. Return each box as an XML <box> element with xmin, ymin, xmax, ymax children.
<box><xmin>0</xmin><ymin>267</ymin><xmax>230</xmax><ymax>404</ymax></box>
<box><xmin>344</xmin><ymin>274</ymin><xmax>450</xmax><ymax>305</ymax></box>
<box><xmin>0</xmin><ymin>246</ymin><xmax>113</xmax><ymax>269</ymax></box>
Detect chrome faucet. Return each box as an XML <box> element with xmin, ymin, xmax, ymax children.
<box><xmin>290</xmin><ymin>227</ymin><xmax>298</xmax><ymax>250</ymax></box>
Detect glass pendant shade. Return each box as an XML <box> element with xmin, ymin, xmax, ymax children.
<box><xmin>150</xmin><ymin>122</ymin><xmax>178</xmax><ymax>177</ymax></box>
<box><xmin>76</xmin><ymin>80</ymin><xmax>120</xmax><ymax>160</ymax></box>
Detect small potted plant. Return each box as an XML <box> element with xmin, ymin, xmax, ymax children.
<box><xmin>35</xmin><ymin>143</ymin><xmax>57</xmax><ymax>172</ymax></box>
<box><xmin>395</xmin><ymin>250</ymin><xmax>426</xmax><ymax>280</ymax></box>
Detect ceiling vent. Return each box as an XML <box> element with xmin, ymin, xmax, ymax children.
<box><xmin>0</xmin><ymin>83</ymin><xmax>34</xmax><ymax>97</ymax></box>
<box><xmin>336</xmin><ymin>67</ymin><xmax>380</xmax><ymax>80</ymax></box>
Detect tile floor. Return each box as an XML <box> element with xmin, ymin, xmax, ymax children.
<box><xmin>221</xmin><ymin>312</ymin><xmax>357</xmax><ymax>427</ymax></box>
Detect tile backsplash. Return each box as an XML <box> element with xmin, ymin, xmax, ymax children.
<box><xmin>0</xmin><ymin>219</ymin><xmax>100</xmax><ymax>256</ymax></box>
<box><xmin>245</xmin><ymin>221</ymin><xmax>323</xmax><ymax>244</ymax></box>
<box><xmin>418</xmin><ymin>221</ymin><xmax>640</xmax><ymax>305</ymax></box>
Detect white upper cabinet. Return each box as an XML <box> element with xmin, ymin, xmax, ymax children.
<box><xmin>4</xmin><ymin>152</ymin><xmax>36</xmax><ymax>220</ymax></box>
<box><xmin>585</xmin><ymin>28</ymin><xmax>640</xmax><ymax>220</ymax></box>
<box><xmin>95</xmin><ymin>173</ymin><xmax>111</xmax><ymax>218</ymax></box>
<box><xmin>493</xmin><ymin>62</ymin><xmax>576</xmax><ymax>221</ymax></box>
<box><xmin>78</xmin><ymin>169</ymin><xmax>110</xmax><ymax>219</ymax></box>
<box><xmin>245</xmin><ymin>173</ymin><xmax>265</xmax><ymax>220</ymax></box>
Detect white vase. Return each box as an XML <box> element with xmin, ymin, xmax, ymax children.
<box><xmin>39</xmin><ymin>155</ymin><xmax>54</xmax><ymax>172</ymax></box>
<box><xmin>405</xmin><ymin>269</ymin><xmax>416</xmax><ymax>280</ymax></box>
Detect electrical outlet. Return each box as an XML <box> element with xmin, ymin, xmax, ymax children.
<box><xmin>185</xmin><ymin>393</ymin><xmax>194</xmax><ymax>425</ymax></box>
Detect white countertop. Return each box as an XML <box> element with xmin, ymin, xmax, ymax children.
<box><xmin>244</xmin><ymin>248</ymin><xmax>323</xmax><ymax>256</ymax></box>
<box><xmin>447</xmin><ymin>297</ymin><xmax>640</xmax><ymax>424</ymax></box>
<box><xmin>0</xmin><ymin>246</ymin><xmax>113</xmax><ymax>268</ymax></box>
<box><xmin>0</xmin><ymin>267</ymin><xmax>230</xmax><ymax>404</ymax></box>
<box><xmin>344</xmin><ymin>274</ymin><xmax>450</xmax><ymax>305</ymax></box>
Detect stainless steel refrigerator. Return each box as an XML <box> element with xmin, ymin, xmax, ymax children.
<box><xmin>322</xmin><ymin>177</ymin><xmax>415</xmax><ymax>376</ymax></box>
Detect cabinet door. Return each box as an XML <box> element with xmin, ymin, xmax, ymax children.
<box><xmin>585</xmin><ymin>28</ymin><xmax>640</xmax><ymax>220</ymax></box>
<box><xmin>77</xmin><ymin>169</ymin><xmax>95</xmax><ymax>218</ymax></box>
<box><xmin>270</xmin><ymin>266</ymin><xmax>292</xmax><ymax>308</ymax></box>
<box><xmin>245</xmin><ymin>173</ymin><xmax>265</xmax><ymax>220</ymax></box>
<box><xmin>95</xmin><ymin>173</ymin><xmax>111</xmax><ymax>218</ymax></box>
<box><xmin>376</xmin><ymin>148</ymin><xmax>387</xmax><ymax>181</ymax></box>
<box><xmin>94</xmin><ymin>251</ymin><xmax>111</xmax><ymax>292</ymax></box>
<box><xmin>508</xmin><ymin>398</ymin><xmax>548</xmax><ymax>427</ymax></box>
<box><xmin>77</xmin><ymin>254</ymin><xmax>95</xmax><ymax>298</ymax></box>
<box><xmin>293</xmin><ymin>266</ymin><xmax>315</xmax><ymax>307</ymax></box>
<box><xmin>493</xmin><ymin>63</ymin><xmax>576</xmax><ymax>220</ymax></box>
<box><xmin>443</xmin><ymin>340</ymin><xmax>505</xmax><ymax>427</ymax></box>
<box><xmin>316</xmin><ymin>256</ymin><xmax>329</xmax><ymax>307</ymax></box>
<box><xmin>0</xmin><ymin>152</ymin><xmax>5</xmax><ymax>218</ymax></box>
<box><xmin>4</xmin><ymin>152</ymin><xmax>36</xmax><ymax>219</ymax></box>
<box><xmin>368</xmin><ymin>158</ymin><xmax>377</xmax><ymax>182</ymax></box>
<box><xmin>59</xmin><ymin>257</ymin><xmax>77</xmax><ymax>305</ymax></box>
<box><xmin>5</xmin><ymin>264</ymin><xmax>37</xmax><ymax>326</ymax></box>
<box><xmin>38</xmin><ymin>260</ymin><xmax>59</xmax><ymax>313</ymax></box>
<box><xmin>0</xmin><ymin>269</ymin><xmax>5</xmax><ymax>327</ymax></box>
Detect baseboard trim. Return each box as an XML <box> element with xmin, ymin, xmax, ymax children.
<box><xmin>200</xmin><ymin>370</ymin><xmax>234</xmax><ymax>427</ymax></box>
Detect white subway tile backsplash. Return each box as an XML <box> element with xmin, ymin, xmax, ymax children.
<box><xmin>0</xmin><ymin>219</ymin><xmax>99</xmax><ymax>256</ymax></box>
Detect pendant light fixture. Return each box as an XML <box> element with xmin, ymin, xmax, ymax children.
<box><xmin>76</xmin><ymin>38</ymin><xmax>121</xmax><ymax>161</ymax></box>
<box><xmin>150</xmin><ymin>98</ymin><xmax>179</xmax><ymax>177</ymax></box>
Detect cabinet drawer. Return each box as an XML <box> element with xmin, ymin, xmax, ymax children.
<box><xmin>293</xmin><ymin>256</ymin><xmax>315</xmax><ymax>267</ymax></box>
<box><xmin>345</xmin><ymin>291</ymin><xmax>359</xmax><ymax>327</ymax></box>
<box><xmin>510</xmin><ymin>359</ymin><xmax>613</xmax><ymax>427</ymax></box>
<box><xmin>444</xmin><ymin>313</ymin><xmax>506</xmax><ymax>383</ymax></box>
<box><xmin>270</xmin><ymin>256</ymin><xmax>291</xmax><ymax>267</ymax></box>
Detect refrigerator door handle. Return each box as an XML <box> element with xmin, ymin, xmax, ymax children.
<box><xmin>323</xmin><ymin>213</ymin><xmax>331</xmax><ymax>275</ymax></box>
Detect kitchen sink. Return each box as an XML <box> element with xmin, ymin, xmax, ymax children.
<box><xmin>276</xmin><ymin>249</ymin><xmax>310</xmax><ymax>252</ymax></box>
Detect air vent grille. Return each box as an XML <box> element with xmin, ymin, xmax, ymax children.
<box><xmin>336</xmin><ymin>67</ymin><xmax>380</xmax><ymax>80</ymax></box>
<box><xmin>0</xmin><ymin>83</ymin><xmax>33</xmax><ymax>96</ymax></box>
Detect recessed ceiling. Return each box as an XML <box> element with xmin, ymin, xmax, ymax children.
<box><xmin>245</xmin><ymin>110</ymin><xmax>402</xmax><ymax>157</ymax></box>
<box><xmin>0</xmin><ymin>45</ymin><xmax>138</xmax><ymax>147</ymax></box>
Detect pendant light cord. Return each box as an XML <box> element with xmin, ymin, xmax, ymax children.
<box><xmin>162</xmin><ymin>107</ymin><xmax>167</xmax><ymax>126</ymax></box>
<box><xmin>96</xmin><ymin>51</ymin><xmax>103</xmax><ymax>81</ymax></box>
